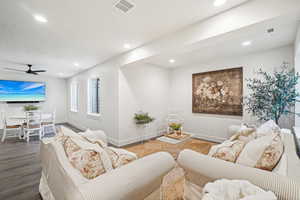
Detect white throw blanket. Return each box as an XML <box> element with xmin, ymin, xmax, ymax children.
<box><xmin>202</xmin><ymin>179</ymin><xmax>277</xmax><ymax>200</ymax></box>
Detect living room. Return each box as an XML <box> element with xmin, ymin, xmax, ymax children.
<box><xmin>1</xmin><ymin>0</ymin><xmax>300</xmax><ymax>200</ymax></box>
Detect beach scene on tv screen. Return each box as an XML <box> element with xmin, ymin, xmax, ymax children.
<box><xmin>0</xmin><ymin>80</ymin><xmax>46</xmax><ymax>102</ymax></box>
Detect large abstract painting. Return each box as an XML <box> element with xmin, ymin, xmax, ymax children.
<box><xmin>192</xmin><ymin>67</ymin><xmax>243</xmax><ymax>116</ymax></box>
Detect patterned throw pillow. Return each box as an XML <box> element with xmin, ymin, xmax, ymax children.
<box><xmin>68</xmin><ymin>149</ymin><xmax>106</xmax><ymax>179</ymax></box>
<box><xmin>236</xmin><ymin>132</ymin><xmax>284</xmax><ymax>171</ymax></box>
<box><xmin>63</xmin><ymin>137</ymin><xmax>81</xmax><ymax>157</ymax></box>
<box><xmin>105</xmin><ymin>147</ymin><xmax>137</xmax><ymax>169</ymax></box>
<box><xmin>210</xmin><ymin>140</ymin><xmax>246</xmax><ymax>163</ymax></box>
<box><xmin>255</xmin><ymin>134</ymin><xmax>284</xmax><ymax>171</ymax></box>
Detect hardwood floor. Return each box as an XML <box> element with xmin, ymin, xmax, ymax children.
<box><xmin>0</xmin><ymin>124</ymin><xmax>81</xmax><ymax>200</ymax></box>
<box><xmin>0</xmin><ymin>126</ymin><xmax>216</xmax><ymax>200</ymax></box>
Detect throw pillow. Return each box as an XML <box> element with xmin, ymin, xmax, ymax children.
<box><xmin>255</xmin><ymin>134</ymin><xmax>284</xmax><ymax>171</ymax></box>
<box><xmin>209</xmin><ymin>140</ymin><xmax>246</xmax><ymax>163</ymax></box>
<box><xmin>229</xmin><ymin>125</ymin><xmax>256</xmax><ymax>143</ymax></box>
<box><xmin>236</xmin><ymin>132</ymin><xmax>283</xmax><ymax>171</ymax></box>
<box><xmin>256</xmin><ymin>120</ymin><xmax>281</xmax><ymax>138</ymax></box>
<box><xmin>105</xmin><ymin>147</ymin><xmax>138</xmax><ymax>168</ymax></box>
<box><xmin>63</xmin><ymin>136</ymin><xmax>81</xmax><ymax>157</ymax></box>
<box><xmin>68</xmin><ymin>149</ymin><xmax>106</xmax><ymax>179</ymax></box>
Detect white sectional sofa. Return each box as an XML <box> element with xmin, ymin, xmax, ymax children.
<box><xmin>177</xmin><ymin>149</ymin><xmax>300</xmax><ymax>200</ymax></box>
<box><xmin>228</xmin><ymin>125</ymin><xmax>300</xmax><ymax>181</ymax></box>
<box><xmin>39</xmin><ymin>129</ymin><xmax>176</xmax><ymax>200</ymax></box>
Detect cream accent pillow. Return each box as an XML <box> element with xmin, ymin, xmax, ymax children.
<box><xmin>80</xmin><ymin>129</ymin><xmax>107</xmax><ymax>147</ymax></box>
<box><xmin>256</xmin><ymin>120</ymin><xmax>281</xmax><ymax>138</ymax></box>
<box><xmin>229</xmin><ymin>125</ymin><xmax>256</xmax><ymax>143</ymax></box>
<box><xmin>236</xmin><ymin>133</ymin><xmax>276</xmax><ymax>167</ymax></box>
<box><xmin>236</xmin><ymin>132</ymin><xmax>283</xmax><ymax>171</ymax></box>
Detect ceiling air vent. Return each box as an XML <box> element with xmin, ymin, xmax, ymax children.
<box><xmin>115</xmin><ymin>0</ymin><xmax>134</xmax><ymax>13</ymax></box>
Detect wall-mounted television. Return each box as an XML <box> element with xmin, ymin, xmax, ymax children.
<box><xmin>0</xmin><ymin>80</ymin><xmax>46</xmax><ymax>102</ymax></box>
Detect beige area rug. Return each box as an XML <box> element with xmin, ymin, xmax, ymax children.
<box><xmin>124</xmin><ymin>138</ymin><xmax>216</xmax><ymax>159</ymax></box>
<box><xmin>124</xmin><ymin>138</ymin><xmax>216</xmax><ymax>199</ymax></box>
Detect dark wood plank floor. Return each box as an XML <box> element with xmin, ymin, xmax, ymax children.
<box><xmin>0</xmin><ymin>124</ymin><xmax>81</xmax><ymax>200</ymax></box>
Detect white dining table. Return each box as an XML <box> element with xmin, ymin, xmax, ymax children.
<box><xmin>9</xmin><ymin>113</ymin><xmax>52</xmax><ymax>121</ymax></box>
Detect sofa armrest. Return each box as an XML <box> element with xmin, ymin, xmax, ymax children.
<box><xmin>79</xmin><ymin>152</ymin><xmax>176</xmax><ymax>200</ymax></box>
<box><xmin>178</xmin><ymin>149</ymin><xmax>300</xmax><ymax>200</ymax></box>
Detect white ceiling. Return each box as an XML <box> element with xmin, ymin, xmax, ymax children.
<box><xmin>0</xmin><ymin>0</ymin><xmax>249</xmax><ymax>77</ymax></box>
<box><xmin>144</xmin><ymin>17</ymin><xmax>300</xmax><ymax>68</ymax></box>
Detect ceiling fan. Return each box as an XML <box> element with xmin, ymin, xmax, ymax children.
<box><xmin>4</xmin><ymin>64</ymin><xmax>47</xmax><ymax>75</ymax></box>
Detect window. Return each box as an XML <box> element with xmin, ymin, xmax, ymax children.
<box><xmin>88</xmin><ymin>78</ymin><xmax>100</xmax><ymax>115</ymax></box>
<box><xmin>70</xmin><ymin>82</ymin><xmax>78</xmax><ymax>112</ymax></box>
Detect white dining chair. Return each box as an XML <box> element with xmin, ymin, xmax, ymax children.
<box><xmin>42</xmin><ymin>111</ymin><xmax>56</xmax><ymax>136</ymax></box>
<box><xmin>23</xmin><ymin>111</ymin><xmax>43</xmax><ymax>142</ymax></box>
<box><xmin>1</xmin><ymin>113</ymin><xmax>22</xmax><ymax>142</ymax></box>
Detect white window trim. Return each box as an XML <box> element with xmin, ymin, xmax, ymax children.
<box><xmin>70</xmin><ymin>81</ymin><xmax>78</xmax><ymax>113</ymax></box>
<box><xmin>87</xmin><ymin>77</ymin><xmax>101</xmax><ymax>118</ymax></box>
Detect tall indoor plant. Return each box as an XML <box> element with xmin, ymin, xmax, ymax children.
<box><xmin>245</xmin><ymin>63</ymin><xmax>300</xmax><ymax>125</ymax></box>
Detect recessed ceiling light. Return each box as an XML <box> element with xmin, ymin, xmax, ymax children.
<box><xmin>34</xmin><ymin>14</ymin><xmax>48</xmax><ymax>23</ymax></box>
<box><xmin>74</xmin><ymin>62</ymin><xmax>79</xmax><ymax>67</ymax></box>
<box><xmin>169</xmin><ymin>59</ymin><xmax>176</xmax><ymax>63</ymax></box>
<box><xmin>214</xmin><ymin>0</ymin><xmax>227</xmax><ymax>7</ymax></box>
<box><xmin>242</xmin><ymin>41</ymin><xmax>252</xmax><ymax>46</ymax></box>
<box><xmin>123</xmin><ymin>44</ymin><xmax>131</xmax><ymax>49</ymax></box>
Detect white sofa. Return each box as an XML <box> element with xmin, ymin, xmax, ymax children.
<box><xmin>178</xmin><ymin>149</ymin><xmax>300</xmax><ymax>200</ymax></box>
<box><xmin>39</xmin><ymin>129</ymin><xmax>176</xmax><ymax>200</ymax></box>
<box><xmin>228</xmin><ymin>125</ymin><xmax>300</xmax><ymax>181</ymax></box>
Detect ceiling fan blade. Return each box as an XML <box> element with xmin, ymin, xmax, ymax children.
<box><xmin>3</xmin><ymin>67</ymin><xmax>26</xmax><ymax>72</ymax></box>
<box><xmin>32</xmin><ymin>70</ymin><xmax>46</xmax><ymax>73</ymax></box>
<box><xmin>27</xmin><ymin>71</ymin><xmax>38</xmax><ymax>75</ymax></box>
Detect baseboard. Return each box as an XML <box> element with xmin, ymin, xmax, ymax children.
<box><xmin>115</xmin><ymin>133</ymin><xmax>162</xmax><ymax>147</ymax></box>
<box><xmin>187</xmin><ymin>131</ymin><xmax>226</xmax><ymax>143</ymax></box>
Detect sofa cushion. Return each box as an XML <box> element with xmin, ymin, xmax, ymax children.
<box><xmin>256</xmin><ymin>120</ymin><xmax>281</xmax><ymax>138</ymax></box>
<box><xmin>63</xmin><ymin>136</ymin><xmax>81</xmax><ymax>157</ymax></box>
<box><xmin>105</xmin><ymin>147</ymin><xmax>138</xmax><ymax>169</ymax></box>
<box><xmin>209</xmin><ymin>140</ymin><xmax>246</xmax><ymax>163</ymax></box>
<box><xmin>79</xmin><ymin>129</ymin><xmax>107</xmax><ymax>147</ymax></box>
<box><xmin>236</xmin><ymin>132</ymin><xmax>283</xmax><ymax>171</ymax></box>
<box><xmin>68</xmin><ymin>149</ymin><xmax>107</xmax><ymax>180</ymax></box>
<box><xmin>255</xmin><ymin>134</ymin><xmax>284</xmax><ymax>171</ymax></box>
<box><xmin>229</xmin><ymin>125</ymin><xmax>256</xmax><ymax>143</ymax></box>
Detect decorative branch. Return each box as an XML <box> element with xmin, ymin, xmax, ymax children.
<box><xmin>245</xmin><ymin>62</ymin><xmax>300</xmax><ymax>125</ymax></box>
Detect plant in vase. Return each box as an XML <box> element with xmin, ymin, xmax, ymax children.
<box><xmin>24</xmin><ymin>105</ymin><xmax>39</xmax><ymax>112</ymax></box>
<box><xmin>134</xmin><ymin>112</ymin><xmax>155</xmax><ymax>125</ymax></box>
<box><xmin>245</xmin><ymin>62</ymin><xmax>300</xmax><ymax>125</ymax></box>
<box><xmin>169</xmin><ymin>123</ymin><xmax>182</xmax><ymax>136</ymax></box>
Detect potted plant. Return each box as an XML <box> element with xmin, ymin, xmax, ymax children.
<box><xmin>134</xmin><ymin>111</ymin><xmax>155</xmax><ymax>125</ymax></box>
<box><xmin>245</xmin><ymin>62</ymin><xmax>300</xmax><ymax>125</ymax></box>
<box><xmin>169</xmin><ymin>122</ymin><xmax>182</xmax><ymax>135</ymax></box>
<box><xmin>24</xmin><ymin>105</ymin><xmax>39</xmax><ymax>112</ymax></box>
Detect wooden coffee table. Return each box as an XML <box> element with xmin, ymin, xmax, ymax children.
<box><xmin>165</xmin><ymin>132</ymin><xmax>191</xmax><ymax>140</ymax></box>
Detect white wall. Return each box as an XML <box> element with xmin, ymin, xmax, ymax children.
<box><xmin>67</xmin><ymin>61</ymin><xmax>119</xmax><ymax>145</ymax></box>
<box><xmin>0</xmin><ymin>71</ymin><xmax>67</xmax><ymax>128</ymax></box>
<box><xmin>118</xmin><ymin>63</ymin><xmax>169</xmax><ymax>146</ymax></box>
<box><xmin>295</xmin><ymin>24</ymin><xmax>300</xmax><ymax>126</ymax></box>
<box><xmin>169</xmin><ymin>45</ymin><xmax>295</xmax><ymax>142</ymax></box>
